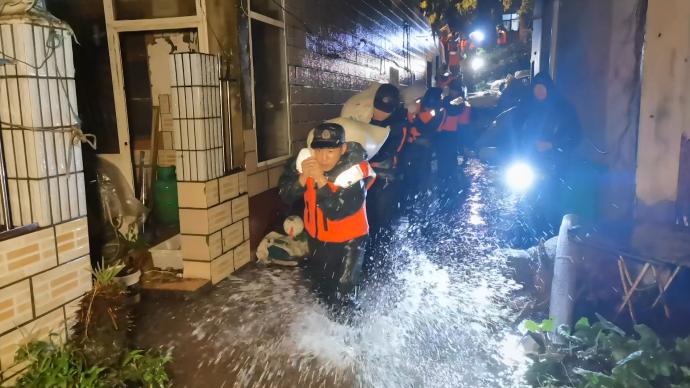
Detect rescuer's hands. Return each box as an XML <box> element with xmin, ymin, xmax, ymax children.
<box><xmin>313</xmin><ymin>174</ymin><xmax>327</xmax><ymax>188</ymax></box>
<box><xmin>301</xmin><ymin>158</ymin><xmax>319</xmax><ymax>177</ymax></box>
<box><xmin>301</xmin><ymin>158</ymin><xmax>327</xmax><ymax>187</ymax></box>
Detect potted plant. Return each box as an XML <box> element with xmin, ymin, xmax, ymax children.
<box><xmin>72</xmin><ymin>261</ymin><xmax>130</xmax><ymax>367</ymax></box>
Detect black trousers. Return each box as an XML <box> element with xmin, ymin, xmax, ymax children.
<box><xmin>434</xmin><ymin>131</ymin><xmax>460</xmax><ymax>186</ymax></box>
<box><xmin>433</xmin><ymin>131</ymin><xmax>462</xmax><ymax>200</ymax></box>
<box><xmin>304</xmin><ymin>236</ymin><xmax>367</xmax><ymax>310</ymax></box>
<box><xmin>400</xmin><ymin>143</ymin><xmax>432</xmax><ymax>201</ymax></box>
<box><xmin>399</xmin><ymin>142</ymin><xmax>433</xmax><ymax>223</ymax></box>
<box><xmin>364</xmin><ymin>177</ymin><xmax>401</xmax><ymax>274</ymax></box>
<box><xmin>366</xmin><ymin>176</ymin><xmax>401</xmax><ymax>237</ymax></box>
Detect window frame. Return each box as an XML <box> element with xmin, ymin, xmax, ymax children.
<box><xmin>102</xmin><ymin>0</ymin><xmax>210</xmax><ymax>189</ymax></box>
<box><xmin>502</xmin><ymin>13</ymin><xmax>520</xmax><ymax>32</ymax></box>
<box><xmin>247</xmin><ymin>0</ymin><xmax>292</xmax><ymax>168</ymax></box>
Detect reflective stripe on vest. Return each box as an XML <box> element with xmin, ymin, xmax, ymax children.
<box><xmin>302</xmin><ymin>162</ymin><xmax>372</xmax><ymax>243</ymax></box>
<box><xmin>396</xmin><ymin>126</ymin><xmax>408</xmax><ymax>153</ymax></box>
<box><xmin>407</xmin><ymin>126</ymin><xmax>422</xmax><ymax>143</ymax></box>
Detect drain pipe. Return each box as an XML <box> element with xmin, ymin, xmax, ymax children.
<box><xmin>548</xmin><ymin>214</ymin><xmax>578</xmax><ymax>343</ymax></box>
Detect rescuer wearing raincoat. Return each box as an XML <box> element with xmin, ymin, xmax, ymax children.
<box><xmin>400</xmin><ymin>87</ymin><xmax>444</xmax><ymax>219</ymax></box>
<box><xmin>434</xmin><ymin>79</ymin><xmax>471</xmax><ymax>196</ymax></box>
<box><xmin>278</xmin><ymin>122</ymin><xmax>376</xmax><ymax>313</ymax></box>
<box><xmin>514</xmin><ymin>72</ymin><xmax>584</xmax><ymax>234</ymax></box>
<box><xmin>367</xmin><ymin>83</ymin><xmax>408</xmax><ymax>237</ymax></box>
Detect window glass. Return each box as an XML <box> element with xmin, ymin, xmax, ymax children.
<box><xmin>250</xmin><ymin>20</ymin><xmax>289</xmax><ymax>162</ymax></box>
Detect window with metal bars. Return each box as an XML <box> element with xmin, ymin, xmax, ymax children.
<box><xmin>0</xmin><ymin>133</ymin><xmax>9</xmax><ymax>232</ymax></box>
<box><xmin>0</xmin><ymin>134</ymin><xmax>37</xmax><ymax>239</ymax></box>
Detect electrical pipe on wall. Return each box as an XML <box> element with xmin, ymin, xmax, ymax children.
<box><xmin>549</xmin><ymin>213</ymin><xmax>578</xmax><ymax>343</ymax></box>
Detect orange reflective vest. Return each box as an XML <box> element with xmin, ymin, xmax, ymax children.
<box><xmin>497</xmin><ymin>31</ymin><xmax>508</xmax><ymax>46</ymax></box>
<box><xmin>303</xmin><ymin>162</ymin><xmax>373</xmax><ymax>243</ymax></box>
<box><xmin>407</xmin><ymin>102</ymin><xmax>439</xmax><ymax>143</ymax></box>
<box><xmin>447</xmin><ymin>39</ymin><xmax>460</xmax><ymax>66</ymax></box>
<box><xmin>438</xmin><ymin>102</ymin><xmax>471</xmax><ymax>132</ymax></box>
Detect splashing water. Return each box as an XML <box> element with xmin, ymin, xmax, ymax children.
<box><xmin>136</xmin><ymin>160</ymin><xmax>533</xmax><ymax>388</ymax></box>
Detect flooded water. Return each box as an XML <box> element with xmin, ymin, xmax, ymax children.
<box><xmin>134</xmin><ymin>160</ymin><xmax>533</xmax><ymax>388</ymax></box>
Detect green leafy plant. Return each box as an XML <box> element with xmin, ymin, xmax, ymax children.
<box><xmin>14</xmin><ymin>334</ymin><xmax>106</xmax><ymax>388</ymax></box>
<box><xmin>524</xmin><ymin>318</ymin><xmax>554</xmax><ymax>333</ymax></box>
<box><xmin>119</xmin><ymin>349</ymin><xmax>173</xmax><ymax>388</ymax></box>
<box><xmin>92</xmin><ymin>260</ymin><xmax>126</xmax><ymax>287</ymax></box>
<box><xmin>73</xmin><ymin>260</ymin><xmax>129</xmax><ymax>367</ymax></box>
<box><xmin>14</xmin><ymin>337</ymin><xmax>172</xmax><ymax>388</ymax></box>
<box><xmin>524</xmin><ymin>314</ymin><xmax>690</xmax><ymax>387</ymax></box>
<box><xmin>11</xmin><ymin>261</ymin><xmax>172</xmax><ymax>387</ymax></box>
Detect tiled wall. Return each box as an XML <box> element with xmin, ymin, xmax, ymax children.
<box><xmin>170</xmin><ymin>53</ymin><xmax>224</xmax><ymax>182</ymax></box>
<box><xmin>0</xmin><ymin>18</ymin><xmax>86</xmax><ymax>228</ymax></box>
<box><xmin>0</xmin><ymin>16</ymin><xmax>91</xmax><ymax>386</ymax></box>
<box><xmin>178</xmin><ymin>170</ymin><xmax>251</xmax><ymax>284</ymax></box>
<box><xmin>0</xmin><ymin>219</ymin><xmax>92</xmax><ymax>384</ymax></box>
<box><xmin>170</xmin><ymin>52</ymin><xmax>252</xmax><ymax>282</ymax></box>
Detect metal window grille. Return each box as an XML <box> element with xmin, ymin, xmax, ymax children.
<box><xmin>0</xmin><ymin>131</ymin><xmax>11</xmax><ymax>232</ymax></box>
<box><xmin>0</xmin><ymin>20</ymin><xmax>86</xmax><ymax>228</ymax></box>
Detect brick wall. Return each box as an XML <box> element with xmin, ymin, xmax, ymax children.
<box><xmin>0</xmin><ymin>221</ymin><xmax>92</xmax><ymax>385</ymax></box>
<box><xmin>243</xmin><ymin>0</ymin><xmax>434</xmax><ymax>197</ymax></box>
<box><xmin>0</xmin><ymin>16</ymin><xmax>91</xmax><ymax>385</ymax></box>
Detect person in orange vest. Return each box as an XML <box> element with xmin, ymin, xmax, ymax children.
<box><xmin>446</xmin><ymin>32</ymin><xmax>461</xmax><ymax>75</ymax></box>
<box><xmin>399</xmin><ymin>87</ymin><xmax>444</xmax><ymax>220</ymax></box>
<box><xmin>278</xmin><ymin>123</ymin><xmax>375</xmax><ymax>314</ymax></box>
<box><xmin>440</xmin><ymin>30</ymin><xmax>451</xmax><ymax>69</ymax></box>
<box><xmin>496</xmin><ymin>24</ymin><xmax>508</xmax><ymax>46</ymax></box>
<box><xmin>459</xmin><ymin>33</ymin><xmax>469</xmax><ymax>57</ymax></box>
<box><xmin>434</xmin><ymin>79</ymin><xmax>471</xmax><ymax>196</ymax></box>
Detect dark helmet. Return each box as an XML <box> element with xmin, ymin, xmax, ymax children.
<box><xmin>448</xmin><ymin>79</ymin><xmax>465</xmax><ymax>93</ymax></box>
<box><xmin>532</xmin><ymin>72</ymin><xmax>555</xmax><ymax>90</ymax></box>
<box><xmin>373</xmin><ymin>83</ymin><xmax>401</xmax><ymax>113</ymax></box>
<box><xmin>420</xmin><ymin>87</ymin><xmax>443</xmax><ymax>110</ymax></box>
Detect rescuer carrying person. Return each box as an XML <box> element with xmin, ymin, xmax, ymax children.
<box><xmin>367</xmin><ymin>83</ymin><xmax>408</xmax><ymax>236</ymax></box>
<box><xmin>278</xmin><ymin>122</ymin><xmax>376</xmax><ymax>315</ymax></box>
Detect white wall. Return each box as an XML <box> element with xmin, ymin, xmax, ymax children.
<box><xmin>636</xmin><ymin>0</ymin><xmax>690</xmax><ymax>219</ymax></box>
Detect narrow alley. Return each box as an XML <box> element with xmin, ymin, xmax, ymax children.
<box><xmin>1</xmin><ymin>0</ymin><xmax>690</xmax><ymax>387</ymax></box>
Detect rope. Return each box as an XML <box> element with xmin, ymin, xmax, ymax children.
<box><xmin>0</xmin><ymin>121</ymin><xmax>97</xmax><ymax>175</ymax></box>
<box><xmin>65</xmin><ymin>126</ymin><xmax>96</xmax><ymax>174</ymax></box>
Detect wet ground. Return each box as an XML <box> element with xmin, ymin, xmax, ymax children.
<box><xmin>133</xmin><ymin>160</ymin><xmax>534</xmax><ymax>388</ymax></box>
